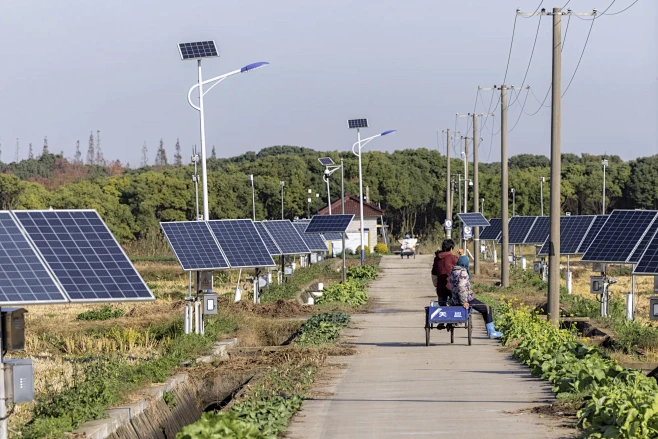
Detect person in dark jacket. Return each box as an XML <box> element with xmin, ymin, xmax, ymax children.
<box><xmin>431</xmin><ymin>239</ymin><xmax>458</xmax><ymax>304</ymax></box>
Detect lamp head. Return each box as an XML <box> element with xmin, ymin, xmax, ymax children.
<box><xmin>240</xmin><ymin>62</ymin><xmax>269</xmax><ymax>73</ymax></box>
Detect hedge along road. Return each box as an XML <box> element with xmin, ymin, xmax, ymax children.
<box><xmin>286</xmin><ymin>255</ymin><xmax>572</xmax><ymax>439</ymax></box>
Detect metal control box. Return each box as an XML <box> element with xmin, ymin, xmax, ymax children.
<box><xmin>650</xmin><ymin>296</ymin><xmax>658</xmax><ymax>321</ymax></box>
<box><xmin>1</xmin><ymin>308</ymin><xmax>27</xmax><ymax>351</ymax></box>
<box><xmin>590</xmin><ymin>276</ymin><xmax>605</xmax><ymax>294</ymax></box>
<box><xmin>284</xmin><ymin>265</ymin><xmax>293</xmax><ymax>277</ymax></box>
<box><xmin>533</xmin><ymin>261</ymin><xmax>542</xmax><ymax>274</ymax></box>
<box><xmin>4</xmin><ymin>359</ymin><xmax>34</xmax><ymax>403</ymax></box>
<box><xmin>202</xmin><ymin>293</ymin><xmax>218</xmax><ymax>315</ymax></box>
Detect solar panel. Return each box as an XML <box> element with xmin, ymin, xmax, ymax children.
<box><xmin>457</xmin><ymin>213</ymin><xmax>490</xmax><ymax>228</ymax></box>
<box><xmin>628</xmin><ymin>217</ymin><xmax>658</xmax><ymax>263</ymax></box>
<box><xmin>538</xmin><ymin>216</ymin><xmax>596</xmax><ymax>256</ymax></box>
<box><xmin>582</xmin><ymin>210</ymin><xmax>658</xmax><ymax>263</ymax></box>
<box><xmin>323</xmin><ymin>232</ymin><xmax>343</xmax><ymax>241</ymax></box>
<box><xmin>178</xmin><ymin>41</ymin><xmax>218</xmax><ymax>60</ymax></box>
<box><xmin>480</xmin><ymin>218</ymin><xmax>502</xmax><ymax>241</ymax></box>
<box><xmin>207</xmin><ymin>220</ymin><xmax>275</xmax><ymax>268</ymax></box>
<box><xmin>14</xmin><ymin>210</ymin><xmax>153</xmax><ymax>302</ymax></box>
<box><xmin>501</xmin><ymin>216</ymin><xmax>537</xmax><ymax>245</ymax></box>
<box><xmin>318</xmin><ymin>157</ymin><xmax>335</xmax><ymax>166</ymax></box>
<box><xmin>524</xmin><ymin>216</ymin><xmax>550</xmax><ymax>244</ymax></box>
<box><xmin>347</xmin><ymin>119</ymin><xmax>368</xmax><ymax>129</ymax></box>
<box><xmin>0</xmin><ymin>212</ymin><xmax>68</xmax><ymax>305</ymax></box>
<box><xmin>161</xmin><ymin>221</ymin><xmax>228</xmax><ymax>271</ymax></box>
<box><xmin>305</xmin><ymin>214</ymin><xmax>354</xmax><ymax>233</ymax></box>
<box><xmin>293</xmin><ymin>223</ymin><xmax>327</xmax><ymax>252</ymax></box>
<box><xmin>633</xmin><ymin>228</ymin><xmax>658</xmax><ymax>274</ymax></box>
<box><xmin>254</xmin><ymin>221</ymin><xmax>281</xmax><ymax>256</ymax></box>
<box><xmin>577</xmin><ymin>215</ymin><xmax>608</xmax><ymax>254</ymax></box>
<box><xmin>262</xmin><ymin>220</ymin><xmax>310</xmax><ymax>255</ymax></box>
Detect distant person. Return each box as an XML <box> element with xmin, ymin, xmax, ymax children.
<box><xmin>449</xmin><ymin>256</ymin><xmax>503</xmax><ymax>339</ymax></box>
<box><xmin>431</xmin><ymin>239</ymin><xmax>458</xmax><ymax>305</ymax></box>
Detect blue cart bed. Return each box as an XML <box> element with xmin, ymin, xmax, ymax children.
<box><xmin>424</xmin><ymin>303</ymin><xmax>472</xmax><ymax>346</ymax></box>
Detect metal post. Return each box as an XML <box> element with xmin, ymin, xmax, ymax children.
<box><xmin>501</xmin><ymin>85</ymin><xmax>510</xmax><ymax>287</ymax></box>
<box><xmin>473</xmin><ymin>115</ymin><xmax>480</xmax><ymax>276</ymax></box>
<box><xmin>193</xmin><ymin>148</ymin><xmax>200</xmax><ymax>220</ymax></box>
<box><xmin>458</xmin><ymin>173</ymin><xmax>462</xmax><ymax>215</ymax></box>
<box><xmin>197</xmin><ymin>61</ymin><xmax>210</xmax><ymax>221</ymax></box>
<box><xmin>567</xmin><ymin>255</ymin><xmax>572</xmax><ymax>294</ymax></box>
<box><xmin>602</xmin><ymin>160</ymin><xmax>608</xmax><ymax>215</ymax></box>
<box><xmin>547</xmin><ymin>7</ymin><xmax>562</xmax><ymax>326</ymax></box>
<box><xmin>511</xmin><ymin>189</ymin><xmax>515</xmax><ymax>217</ymax></box>
<box><xmin>250</xmin><ymin>174</ymin><xmax>256</xmax><ymax>221</ymax></box>
<box><xmin>326</xmin><ymin>176</ymin><xmax>332</xmax><ymax>215</ymax></box>
<box><xmin>445</xmin><ymin>129</ymin><xmax>452</xmax><ymax>239</ymax></box>
<box><xmin>628</xmin><ymin>268</ymin><xmax>635</xmax><ymax>320</ymax></box>
<box><xmin>0</xmin><ymin>306</ymin><xmax>6</xmax><ymax>439</ymax></box>
<box><xmin>341</xmin><ymin>158</ymin><xmax>347</xmax><ymax>282</ymax></box>
<box><xmin>280</xmin><ymin>181</ymin><xmax>284</xmax><ymax>220</ymax></box>
<box><xmin>540</xmin><ymin>177</ymin><xmax>545</xmax><ymax>217</ymax></box>
<box><xmin>357</xmin><ymin>129</ymin><xmax>365</xmax><ymax>265</ymax></box>
<box><xmin>463</xmin><ymin>139</ymin><xmax>468</xmax><ymax>214</ymax></box>
<box><xmin>254</xmin><ymin>268</ymin><xmax>260</xmax><ymax>304</ymax></box>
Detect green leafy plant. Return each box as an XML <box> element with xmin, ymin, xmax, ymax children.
<box><xmin>177</xmin><ymin>412</ymin><xmax>272</xmax><ymax>439</ymax></box>
<box><xmin>163</xmin><ymin>390</ymin><xmax>177</xmax><ymax>409</ymax></box>
<box><xmin>346</xmin><ymin>265</ymin><xmax>377</xmax><ymax>281</ymax></box>
<box><xmin>295</xmin><ymin>313</ymin><xmax>350</xmax><ymax>346</ymax></box>
<box><xmin>316</xmin><ymin>280</ymin><xmax>369</xmax><ymax>306</ymax></box>
<box><xmin>76</xmin><ymin>305</ymin><xmax>125</xmax><ymax>321</ymax></box>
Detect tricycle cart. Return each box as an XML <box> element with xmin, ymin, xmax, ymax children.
<box><xmin>399</xmin><ymin>238</ymin><xmax>418</xmax><ymax>259</ymax></box>
<box><xmin>424</xmin><ymin>301</ymin><xmax>472</xmax><ymax>346</ymax></box>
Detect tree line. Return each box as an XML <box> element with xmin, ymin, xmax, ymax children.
<box><xmin>0</xmin><ymin>146</ymin><xmax>654</xmax><ymax>247</ymax></box>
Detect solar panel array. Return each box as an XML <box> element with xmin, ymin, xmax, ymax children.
<box><xmin>502</xmin><ymin>217</ymin><xmax>537</xmax><ymax>244</ymax></box>
<box><xmin>457</xmin><ymin>213</ymin><xmax>490</xmax><ymax>227</ymax></box>
<box><xmin>634</xmin><ymin>227</ymin><xmax>658</xmax><ymax>274</ymax></box>
<box><xmin>178</xmin><ymin>41</ymin><xmax>218</xmax><ymax>60</ymax></box>
<box><xmin>524</xmin><ymin>216</ymin><xmax>550</xmax><ymax>244</ymax></box>
<box><xmin>262</xmin><ymin>220</ymin><xmax>310</xmax><ymax>255</ymax></box>
<box><xmin>480</xmin><ymin>218</ymin><xmax>502</xmax><ymax>241</ymax></box>
<box><xmin>293</xmin><ymin>223</ymin><xmax>327</xmax><ymax>251</ymax></box>
<box><xmin>582</xmin><ymin>210</ymin><xmax>658</xmax><ymax>263</ymax></box>
<box><xmin>305</xmin><ymin>214</ymin><xmax>354</xmax><ymax>233</ymax></box>
<box><xmin>0</xmin><ymin>212</ymin><xmax>68</xmax><ymax>305</ymax></box>
<box><xmin>347</xmin><ymin>119</ymin><xmax>368</xmax><ymax>129</ymax></box>
<box><xmin>577</xmin><ymin>215</ymin><xmax>608</xmax><ymax>254</ymax></box>
<box><xmin>538</xmin><ymin>216</ymin><xmax>596</xmax><ymax>256</ymax></box>
<box><xmin>14</xmin><ymin>210</ymin><xmax>154</xmax><ymax>302</ymax></box>
<box><xmin>207</xmin><ymin>220</ymin><xmax>275</xmax><ymax>268</ymax></box>
<box><xmin>322</xmin><ymin>232</ymin><xmax>343</xmax><ymax>241</ymax></box>
<box><xmin>628</xmin><ymin>218</ymin><xmax>658</xmax><ymax>264</ymax></box>
<box><xmin>318</xmin><ymin>157</ymin><xmax>335</xmax><ymax>166</ymax></box>
<box><xmin>254</xmin><ymin>221</ymin><xmax>281</xmax><ymax>256</ymax></box>
<box><xmin>161</xmin><ymin>221</ymin><xmax>229</xmax><ymax>270</ymax></box>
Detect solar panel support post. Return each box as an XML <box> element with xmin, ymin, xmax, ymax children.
<box><xmin>197</xmin><ymin>61</ymin><xmax>210</xmax><ymax>221</ymax></box>
<box><xmin>628</xmin><ymin>268</ymin><xmax>636</xmax><ymax>320</ymax></box>
<box><xmin>0</xmin><ymin>307</ymin><xmax>6</xmax><ymax>439</ymax></box>
<box><xmin>566</xmin><ymin>255</ymin><xmax>572</xmax><ymax>294</ymax></box>
<box><xmin>341</xmin><ymin>158</ymin><xmax>347</xmax><ymax>282</ymax></box>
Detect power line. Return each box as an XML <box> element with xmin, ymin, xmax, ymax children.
<box><xmin>508</xmin><ymin>15</ymin><xmax>543</xmax><ymax>107</ymax></box>
<box><xmin>606</xmin><ymin>0</ymin><xmax>639</xmax><ymax>15</ymax></box>
<box><xmin>562</xmin><ymin>18</ymin><xmax>595</xmax><ymax>97</ymax></box>
<box><xmin>509</xmin><ymin>88</ymin><xmax>531</xmax><ymax>132</ymax></box>
<box><xmin>521</xmin><ymin>1</ymin><xmax>544</xmax><ymax>19</ymax></box>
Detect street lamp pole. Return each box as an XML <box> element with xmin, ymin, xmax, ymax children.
<box><xmin>249</xmin><ymin>174</ymin><xmax>255</xmax><ymax>221</ymax></box>
<box><xmin>602</xmin><ymin>159</ymin><xmax>608</xmax><ymax>215</ymax></box>
<box><xmin>307</xmin><ymin>189</ymin><xmax>312</xmax><ymax>218</ymax></box>
<box><xmin>511</xmin><ymin>188</ymin><xmax>516</xmax><ymax>217</ymax></box>
<box><xmin>341</xmin><ymin>157</ymin><xmax>347</xmax><ymax>282</ymax></box>
<box><xmin>540</xmin><ymin>177</ymin><xmax>545</xmax><ymax>216</ymax></box>
<box><xmin>280</xmin><ymin>181</ymin><xmax>285</xmax><ymax>220</ymax></box>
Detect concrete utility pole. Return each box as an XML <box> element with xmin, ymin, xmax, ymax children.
<box><xmin>517</xmin><ymin>6</ymin><xmax>596</xmax><ymax>325</ymax></box>
<box><xmin>444</xmin><ymin>129</ymin><xmax>452</xmax><ymax>239</ymax></box>
<box><xmin>461</xmin><ymin>136</ymin><xmax>470</xmax><ymax>214</ymax></box>
<box><xmin>471</xmin><ymin>112</ymin><xmax>494</xmax><ymax>276</ymax></box>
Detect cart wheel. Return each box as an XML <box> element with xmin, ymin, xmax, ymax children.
<box><xmin>467</xmin><ymin>314</ymin><xmax>473</xmax><ymax>346</ymax></box>
<box><xmin>450</xmin><ymin>326</ymin><xmax>455</xmax><ymax>344</ymax></box>
<box><xmin>425</xmin><ymin>326</ymin><xmax>430</xmax><ymax>346</ymax></box>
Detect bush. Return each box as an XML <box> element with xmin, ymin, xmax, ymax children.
<box><xmin>76</xmin><ymin>305</ymin><xmax>125</xmax><ymax>321</ymax></box>
<box><xmin>296</xmin><ymin>313</ymin><xmax>350</xmax><ymax>346</ymax></box>
<box><xmin>355</xmin><ymin>245</ymin><xmax>370</xmax><ymax>254</ymax></box>
<box><xmin>347</xmin><ymin>265</ymin><xmax>377</xmax><ymax>281</ymax></box>
<box><xmin>316</xmin><ymin>280</ymin><xmax>369</xmax><ymax>306</ymax></box>
<box><xmin>374</xmin><ymin>243</ymin><xmax>388</xmax><ymax>254</ymax></box>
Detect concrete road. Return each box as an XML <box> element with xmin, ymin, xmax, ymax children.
<box><xmin>286</xmin><ymin>255</ymin><xmax>575</xmax><ymax>439</ymax></box>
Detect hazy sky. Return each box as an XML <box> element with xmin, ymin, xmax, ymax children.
<box><xmin>0</xmin><ymin>1</ymin><xmax>655</xmax><ymax>165</ymax></box>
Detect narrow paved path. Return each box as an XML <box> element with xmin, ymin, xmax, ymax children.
<box><xmin>287</xmin><ymin>255</ymin><xmax>574</xmax><ymax>439</ymax></box>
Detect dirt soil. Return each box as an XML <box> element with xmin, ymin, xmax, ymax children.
<box><xmin>218</xmin><ymin>297</ymin><xmax>312</xmax><ymax>319</ymax></box>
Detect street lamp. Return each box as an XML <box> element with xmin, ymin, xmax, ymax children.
<box><xmin>280</xmin><ymin>181</ymin><xmax>285</xmax><ymax>219</ymax></box>
<box><xmin>461</xmin><ymin>151</ymin><xmax>468</xmax><ymax>214</ymax></box>
<box><xmin>540</xmin><ymin>177</ymin><xmax>545</xmax><ymax>216</ymax></box>
<box><xmin>179</xmin><ymin>40</ymin><xmax>268</xmax><ymax>221</ymax></box>
<box><xmin>307</xmin><ymin>189</ymin><xmax>312</xmax><ymax>218</ymax></box>
<box><xmin>602</xmin><ymin>159</ymin><xmax>608</xmax><ymax>215</ymax></box>
<box><xmin>249</xmin><ymin>174</ymin><xmax>255</xmax><ymax>220</ymax></box>
<box><xmin>349</xmin><ymin>119</ymin><xmax>396</xmax><ymax>265</ymax></box>
<box><xmin>481</xmin><ymin>198</ymin><xmax>484</xmax><ymax>217</ymax></box>
<box><xmin>511</xmin><ymin>188</ymin><xmax>516</xmax><ymax>217</ymax></box>
<box><xmin>319</xmin><ymin>157</ymin><xmax>342</xmax><ymax>215</ymax></box>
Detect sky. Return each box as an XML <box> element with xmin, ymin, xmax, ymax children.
<box><xmin>0</xmin><ymin>0</ymin><xmax>655</xmax><ymax>165</ymax></box>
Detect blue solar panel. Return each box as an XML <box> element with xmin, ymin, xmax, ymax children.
<box><xmin>254</xmin><ymin>221</ymin><xmax>281</xmax><ymax>256</ymax></box>
<box><xmin>480</xmin><ymin>218</ymin><xmax>502</xmax><ymax>241</ymax></box>
<box><xmin>306</xmin><ymin>215</ymin><xmax>354</xmax><ymax>233</ymax></box>
<box><xmin>293</xmin><ymin>223</ymin><xmax>327</xmax><ymax>252</ymax></box>
<box><xmin>0</xmin><ymin>212</ymin><xmax>68</xmax><ymax>305</ymax></box>
<box><xmin>628</xmin><ymin>218</ymin><xmax>658</xmax><ymax>264</ymax></box>
<box><xmin>161</xmin><ymin>221</ymin><xmax>228</xmax><ymax>271</ymax></box>
<box><xmin>538</xmin><ymin>216</ymin><xmax>596</xmax><ymax>255</ymax></box>
<box><xmin>178</xmin><ymin>41</ymin><xmax>218</xmax><ymax>60</ymax></box>
<box><xmin>322</xmin><ymin>232</ymin><xmax>343</xmax><ymax>241</ymax></box>
<box><xmin>318</xmin><ymin>157</ymin><xmax>335</xmax><ymax>166</ymax></box>
<box><xmin>524</xmin><ymin>217</ymin><xmax>549</xmax><ymax>244</ymax></box>
<box><xmin>262</xmin><ymin>221</ymin><xmax>310</xmax><ymax>255</ymax></box>
<box><xmin>457</xmin><ymin>213</ymin><xmax>490</xmax><ymax>227</ymax></box>
<box><xmin>14</xmin><ymin>210</ymin><xmax>153</xmax><ymax>302</ymax></box>
<box><xmin>207</xmin><ymin>220</ymin><xmax>275</xmax><ymax>268</ymax></box>
<box><xmin>582</xmin><ymin>210</ymin><xmax>658</xmax><ymax>263</ymax></box>
<box><xmin>502</xmin><ymin>217</ymin><xmax>537</xmax><ymax>245</ymax></box>
<box><xmin>577</xmin><ymin>215</ymin><xmax>608</xmax><ymax>254</ymax></box>
<box><xmin>634</xmin><ymin>228</ymin><xmax>658</xmax><ymax>274</ymax></box>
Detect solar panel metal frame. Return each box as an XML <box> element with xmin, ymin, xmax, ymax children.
<box><xmin>322</xmin><ymin>232</ymin><xmax>343</xmax><ymax>241</ymax></box>
<box><xmin>479</xmin><ymin>218</ymin><xmax>502</xmax><ymax>241</ymax></box>
<box><xmin>13</xmin><ymin>209</ymin><xmax>154</xmax><ymax>303</ymax></box>
<box><xmin>262</xmin><ymin>220</ymin><xmax>311</xmax><ymax>255</ymax></box>
<box><xmin>633</xmin><ymin>227</ymin><xmax>658</xmax><ymax>274</ymax></box>
<box><xmin>293</xmin><ymin>223</ymin><xmax>327</xmax><ymax>252</ymax></box>
<box><xmin>318</xmin><ymin>157</ymin><xmax>335</xmax><ymax>166</ymax></box>
<box><xmin>207</xmin><ymin>219</ymin><xmax>276</xmax><ymax>268</ymax></box>
<box><xmin>524</xmin><ymin>216</ymin><xmax>550</xmax><ymax>244</ymax></box>
<box><xmin>628</xmin><ymin>218</ymin><xmax>658</xmax><ymax>264</ymax></box>
<box><xmin>160</xmin><ymin>221</ymin><xmax>229</xmax><ymax>271</ymax></box>
<box><xmin>0</xmin><ymin>211</ymin><xmax>69</xmax><ymax>306</ymax></box>
<box><xmin>254</xmin><ymin>221</ymin><xmax>282</xmax><ymax>256</ymax></box>
<box><xmin>178</xmin><ymin>41</ymin><xmax>219</xmax><ymax>60</ymax></box>
<box><xmin>305</xmin><ymin>214</ymin><xmax>354</xmax><ymax>233</ymax></box>
<box><xmin>577</xmin><ymin>215</ymin><xmax>608</xmax><ymax>254</ymax></box>
<box><xmin>457</xmin><ymin>213</ymin><xmax>490</xmax><ymax>228</ymax></box>
<box><xmin>581</xmin><ymin>210</ymin><xmax>658</xmax><ymax>263</ymax></box>
<box><xmin>537</xmin><ymin>216</ymin><xmax>596</xmax><ymax>256</ymax></box>
<box><xmin>347</xmin><ymin>119</ymin><xmax>368</xmax><ymax>129</ymax></box>
<box><xmin>500</xmin><ymin>216</ymin><xmax>538</xmax><ymax>245</ymax></box>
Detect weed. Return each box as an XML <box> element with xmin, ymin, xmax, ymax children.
<box><xmin>163</xmin><ymin>390</ymin><xmax>177</xmax><ymax>409</ymax></box>
<box><xmin>76</xmin><ymin>305</ymin><xmax>125</xmax><ymax>321</ymax></box>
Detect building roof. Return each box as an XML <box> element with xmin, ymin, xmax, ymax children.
<box><xmin>318</xmin><ymin>194</ymin><xmax>385</xmax><ymax>217</ymax></box>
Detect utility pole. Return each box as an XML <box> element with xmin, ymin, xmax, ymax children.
<box><xmin>461</xmin><ymin>136</ymin><xmax>470</xmax><ymax>213</ymax></box>
<box><xmin>540</xmin><ymin>177</ymin><xmax>545</xmax><ymax>216</ymax></box>
<box><xmin>602</xmin><ymin>159</ymin><xmax>608</xmax><ymax>215</ymax></box>
<box><xmin>517</xmin><ymin>6</ymin><xmax>596</xmax><ymax>325</ymax></box>
<box><xmin>444</xmin><ymin>129</ymin><xmax>452</xmax><ymax>239</ymax></box>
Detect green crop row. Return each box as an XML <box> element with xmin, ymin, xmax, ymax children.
<box><xmin>316</xmin><ymin>280</ymin><xmax>369</xmax><ymax>306</ymax></box>
<box><xmin>295</xmin><ymin>312</ymin><xmax>351</xmax><ymax>346</ymax></box>
<box><xmin>346</xmin><ymin>265</ymin><xmax>378</xmax><ymax>281</ymax></box>
<box><xmin>497</xmin><ymin>301</ymin><xmax>658</xmax><ymax>439</ymax></box>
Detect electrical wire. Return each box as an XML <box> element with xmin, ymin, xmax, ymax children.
<box><xmin>521</xmin><ymin>1</ymin><xmax>544</xmax><ymax>18</ymax></box>
<box><xmin>606</xmin><ymin>0</ymin><xmax>639</xmax><ymax>15</ymax></box>
<box><xmin>509</xmin><ymin>88</ymin><xmax>531</xmax><ymax>132</ymax></box>
<box><xmin>562</xmin><ymin>17</ymin><xmax>595</xmax><ymax>97</ymax></box>
<box><xmin>573</xmin><ymin>0</ymin><xmax>617</xmax><ymax>20</ymax></box>
<box><xmin>508</xmin><ymin>15</ymin><xmax>543</xmax><ymax>107</ymax></box>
